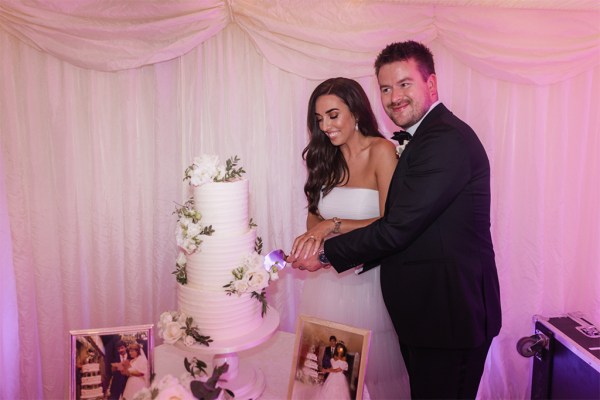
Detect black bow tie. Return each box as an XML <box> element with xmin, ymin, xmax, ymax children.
<box><xmin>392</xmin><ymin>131</ymin><xmax>412</xmax><ymax>145</ymax></box>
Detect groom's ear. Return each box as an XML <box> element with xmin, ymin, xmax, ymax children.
<box><xmin>427</xmin><ymin>74</ymin><xmax>438</xmax><ymax>99</ymax></box>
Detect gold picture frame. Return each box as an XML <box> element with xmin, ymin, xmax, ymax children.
<box><xmin>69</xmin><ymin>324</ymin><xmax>153</xmax><ymax>400</ymax></box>
<box><xmin>287</xmin><ymin>315</ymin><xmax>371</xmax><ymax>400</ymax></box>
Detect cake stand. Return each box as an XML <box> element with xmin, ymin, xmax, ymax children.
<box><xmin>174</xmin><ymin>308</ymin><xmax>280</xmax><ymax>399</ymax></box>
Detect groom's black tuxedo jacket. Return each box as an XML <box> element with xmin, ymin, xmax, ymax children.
<box><xmin>325</xmin><ymin>103</ymin><xmax>501</xmax><ymax>349</ymax></box>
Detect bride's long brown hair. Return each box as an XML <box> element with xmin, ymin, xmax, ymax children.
<box><xmin>303</xmin><ymin>78</ymin><xmax>383</xmax><ymax>215</ymax></box>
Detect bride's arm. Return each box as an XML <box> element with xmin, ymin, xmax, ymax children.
<box><xmin>292</xmin><ymin>212</ymin><xmax>379</xmax><ymax>259</ymax></box>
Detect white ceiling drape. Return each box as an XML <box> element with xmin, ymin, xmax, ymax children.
<box><xmin>1</xmin><ymin>0</ymin><xmax>597</xmax><ymax>82</ymax></box>
<box><xmin>1</xmin><ymin>1</ymin><xmax>599</xmax><ymax>399</ymax></box>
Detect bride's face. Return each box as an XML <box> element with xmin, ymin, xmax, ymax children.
<box><xmin>315</xmin><ymin>94</ymin><xmax>357</xmax><ymax>147</ymax></box>
<box><xmin>128</xmin><ymin>348</ymin><xmax>139</xmax><ymax>358</ymax></box>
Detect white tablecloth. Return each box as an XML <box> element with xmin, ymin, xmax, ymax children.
<box><xmin>154</xmin><ymin>330</ymin><xmax>370</xmax><ymax>399</ymax></box>
<box><xmin>154</xmin><ymin>330</ymin><xmax>295</xmax><ymax>399</ymax></box>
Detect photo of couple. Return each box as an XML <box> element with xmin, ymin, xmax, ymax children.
<box><xmin>289</xmin><ymin>316</ymin><xmax>370</xmax><ymax>400</ymax></box>
<box><xmin>72</xmin><ymin>326</ymin><xmax>153</xmax><ymax>400</ymax></box>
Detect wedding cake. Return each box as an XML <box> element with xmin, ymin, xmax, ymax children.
<box><xmin>159</xmin><ymin>155</ymin><xmax>281</xmax><ymax>346</ymax></box>
<box><xmin>301</xmin><ymin>346</ymin><xmax>321</xmax><ymax>384</ymax></box>
<box><xmin>80</xmin><ymin>363</ymin><xmax>103</xmax><ymax>399</ymax></box>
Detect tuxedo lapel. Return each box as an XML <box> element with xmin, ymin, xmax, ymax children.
<box><xmin>385</xmin><ymin>103</ymin><xmax>448</xmax><ymax>214</ymax></box>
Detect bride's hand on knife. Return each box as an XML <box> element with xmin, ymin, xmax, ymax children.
<box><xmin>290</xmin><ymin>218</ymin><xmax>337</xmax><ymax>259</ymax></box>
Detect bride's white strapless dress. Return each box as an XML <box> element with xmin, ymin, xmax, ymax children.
<box><xmin>297</xmin><ymin>187</ymin><xmax>409</xmax><ymax>399</ymax></box>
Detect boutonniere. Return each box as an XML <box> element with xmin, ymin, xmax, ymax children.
<box><xmin>395</xmin><ymin>143</ymin><xmax>408</xmax><ymax>158</ymax></box>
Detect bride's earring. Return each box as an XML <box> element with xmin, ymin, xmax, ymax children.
<box><xmin>355</xmin><ymin>121</ymin><xmax>359</xmax><ymax>131</ymax></box>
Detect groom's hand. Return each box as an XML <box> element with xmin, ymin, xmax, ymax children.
<box><xmin>287</xmin><ymin>252</ymin><xmax>328</xmax><ymax>272</ymax></box>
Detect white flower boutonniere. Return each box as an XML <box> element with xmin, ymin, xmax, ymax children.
<box><xmin>396</xmin><ymin>143</ymin><xmax>408</xmax><ymax>158</ymax></box>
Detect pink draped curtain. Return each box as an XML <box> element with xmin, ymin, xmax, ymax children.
<box><xmin>1</xmin><ymin>1</ymin><xmax>598</xmax><ymax>398</ymax></box>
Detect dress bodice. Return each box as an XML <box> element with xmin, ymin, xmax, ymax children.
<box><xmin>319</xmin><ymin>187</ymin><xmax>380</xmax><ymax>220</ymax></box>
<box><xmin>331</xmin><ymin>358</ymin><xmax>348</xmax><ymax>372</ymax></box>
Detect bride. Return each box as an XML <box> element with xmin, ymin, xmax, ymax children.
<box><xmin>121</xmin><ymin>342</ymin><xmax>149</xmax><ymax>400</ymax></box>
<box><xmin>320</xmin><ymin>343</ymin><xmax>351</xmax><ymax>400</ymax></box>
<box><xmin>291</xmin><ymin>77</ymin><xmax>409</xmax><ymax>398</ymax></box>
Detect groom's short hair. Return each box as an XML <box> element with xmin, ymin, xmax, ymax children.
<box><xmin>374</xmin><ymin>40</ymin><xmax>436</xmax><ymax>82</ymax></box>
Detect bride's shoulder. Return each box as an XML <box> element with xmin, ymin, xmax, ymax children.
<box><xmin>368</xmin><ymin>137</ymin><xmax>397</xmax><ymax>171</ymax></box>
<box><xmin>369</xmin><ymin>136</ymin><xmax>396</xmax><ymax>156</ymax></box>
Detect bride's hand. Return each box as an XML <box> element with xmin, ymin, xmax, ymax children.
<box><xmin>290</xmin><ymin>219</ymin><xmax>335</xmax><ymax>259</ymax></box>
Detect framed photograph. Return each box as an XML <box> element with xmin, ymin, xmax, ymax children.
<box><xmin>70</xmin><ymin>324</ymin><xmax>153</xmax><ymax>400</ymax></box>
<box><xmin>287</xmin><ymin>315</ymin><xmax>371</xmax><ymax>400</ymax></box>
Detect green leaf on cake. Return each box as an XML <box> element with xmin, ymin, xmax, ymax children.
<box><xmin>254</xmin><ymin>236</ymin><xmax>263</xmax><ymax>254</ymax></box>
<box><xmin>215</xmin><ymin>155</ymin><xmax>245</xmax><ymax>182</ymax></box>
<box><xmin>252</xmin><ymin>289</ymin><xmax>269</xmax><ymax>317</ymax></box>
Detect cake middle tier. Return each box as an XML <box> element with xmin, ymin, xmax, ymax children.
<box><xmin>186</xmin><ymin>228</ymin><xmax>257</xmax><ymax>289</ymax></box>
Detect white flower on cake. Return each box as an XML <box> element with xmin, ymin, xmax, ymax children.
<box><xmin>157</xmin><ymin>311</ymin><xmax>213</xmax><ymax>347</ymax></box>
<box><xmin>133</xmin><ymin>374</ymin><xmax>195</xmax><ymax>400</ymax></box>
<box><xmin>132</xmin><ymin>359</ymin><xmax>234</xmax><ymax>400</ymax></box>
<box><xmin>173</xmin><ymin>200</ymin><xmax>215</xmax><ymax>285</ymax></box>
<box><xmin>184</xmin><ymin>154</ymin><xmax>245</xmax><ymax>186</ymax></box>
<box><xmin>174</xmin><ymin>199</ymin><xmax>214</xmax><ymax>257</ymax></box>
<box><xmin>224</xmin><ymin>251</ymin><xmax>280</xmax><ymax>317</ymax></box>
<box><xmin>162</xmin><ymin>321</ymin><xmax>185</xmax><ymax>344</ymax></box>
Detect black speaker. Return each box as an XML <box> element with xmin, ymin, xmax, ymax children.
<box><xmin>519</xmin><ymin>312</ymin><xmax>600</xmax><ymax>399</ymax></box>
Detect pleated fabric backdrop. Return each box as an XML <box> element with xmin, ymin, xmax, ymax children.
<box><xmin>0</xmin><ymin>1</ymin><xmax>598</xmax><ymax>398</ymax></box>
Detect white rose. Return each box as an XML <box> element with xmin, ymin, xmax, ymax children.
<box><xmin>246</xmin><ymin>269</ymin><xmax>270</xmax><ymax>292</ymax></box>
<box><xmin>177</xmin><ymin>217</ymin><xmax>189</xmax><ymax>229</ymax></box>
<box><xmin>186</xmin><ymin>223</ymin><xmax>201</xmax><ymax>238</ymax></box>
<box><xmin>158</xmin><ymin>311</ymin><xmax>175</xmax><ymax>331</ymax></box>
<box><xmin>155</xmin><ymin>383</ymin><xmax>195</xmax><ymax>400</ymax></box>
<box><xmin>269</xmin><ymin>270</ymin><xmax>279</xmax><ymax>281</ymax></box>
<box><xmin>182</xmin><ymin>334</ymin><xmax>196</xmax><ymax>347</ymax></box>
<box><xmin>162</xmin><ymin>321</ymin><xmax>184</xmax><ymax>344</ymax></box>
<box><xmin>232</xmin><ymin>279</ymin><xmax>249</xmax><ymax>295</ymax></box>
<box><xmin>155</xmin><ymin>374</ymin><xmax>181</xmax><ymax>391</ymax></box>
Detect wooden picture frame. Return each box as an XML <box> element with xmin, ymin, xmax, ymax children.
<box><xmin>287</xmin><ymin>315</ymin><xmax>371</xmax><ymax>400</ymax></box>
<box><xmin>70</xmin><ymin>324</ymin><xmax>153</xmax><ymax>400</ymax></box>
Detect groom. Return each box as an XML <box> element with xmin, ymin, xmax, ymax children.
<box><xmin>289</xmin><ymin>41</ymin><xmax>501</xmax><ymax>398</ymax></box>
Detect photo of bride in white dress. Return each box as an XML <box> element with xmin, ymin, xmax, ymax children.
<box><xmin>320</xmin><ymin>343</ymin><xmax>351</xmax><ymax>400</ymax></box>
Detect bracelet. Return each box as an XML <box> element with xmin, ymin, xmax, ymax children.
<box><xmin>332</xmin><ymin>217</ymin><xmax>341</xmax><ymax>234</ymax></box>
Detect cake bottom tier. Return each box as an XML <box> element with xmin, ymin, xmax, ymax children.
<box><xmin>178</xmin><ymin>283</ymin><xmax>263</xmax><ymax>340</ymax></box>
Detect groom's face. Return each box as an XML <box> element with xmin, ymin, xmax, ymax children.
<box><xmin>118</xmin><ymin>345</ymin><xmax>126</xmax><ymax>355</ymax></box>
<box><xmin>377</xmin><ymin>58</ymin><xmax>437</xmax><ymax>129</ymax></box>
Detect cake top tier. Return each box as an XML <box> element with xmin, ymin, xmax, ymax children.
<box><xmin>184</xmin><ymin>154</ymin><xmax>245</xmax><ymax>187</ymax></box>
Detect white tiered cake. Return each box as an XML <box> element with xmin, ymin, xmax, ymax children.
<box><xmin>160</xmin><ymin>155</ymin><xmax>280</xmax><ymax>347</ymax></box>
<box><xmin>302</xmin><ymin>348</ymin><xmax>321</xmax><ymax>384</ymax></box>
<box><xmin>80</xmin><ymin>363</ymin><xmax>103</xmax><ymax>399</ymax></box>
<box><xmin>178</xmin><ymin>178</ymin><xmax>263</xmax><ymax>340</ymax></box>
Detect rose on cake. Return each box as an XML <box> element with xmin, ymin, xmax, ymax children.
<box><xmin>174</xmin><ymin>199</ymin><xmax>215</xmax><ymax>256</ymax></box>
<box><xmin>157</xmin><ymin>311</ymin><xmax>212</xmax><ymax>347</ymax></box>
<box><xmin>132</xmin><ymin>359</ymin><xmax>233</xmax><ymax>400</ymax></box>
<box><xmin>184</xmin><ymin>155</ymin><xmax>245</xmax><ymax>186</ymax></box>
<box><xmin>223</xmin><ymin>251</ymin><xmax>280</xmax><ymax>317</ymax></box>
<box><xmin>132</xmin><ymin>374</ymin><xmax>195</xmax><ymax>400</ymax></box>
